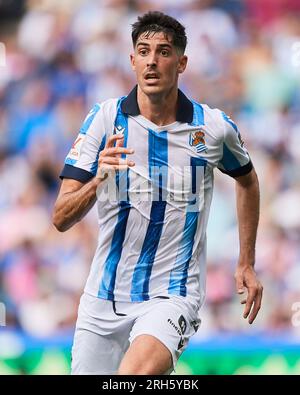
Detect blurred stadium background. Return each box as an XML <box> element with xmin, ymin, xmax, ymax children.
<box><xmin>0</xmin><ymin>0</ymin><xmax>300</xmax><ymax>375</ymax></box>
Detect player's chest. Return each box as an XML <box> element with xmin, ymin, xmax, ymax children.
<box><xmin>124</xmin><ymin>122</ymin><xmax>219</xmax><ymax>170</ymax></box>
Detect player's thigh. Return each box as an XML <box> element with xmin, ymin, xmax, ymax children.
<box><xmin>71</xmin><ymin>294</ymin><xmax>131</xmax><ymax>375</ymax></box>
<box><xmin>118</xmin><ymin>334</ymin><xmax>172</xmax><ymax>375</ymax></box>
<box><xmin>118</xmin><ymin>297</ymin><xmax>200</xmax><ymax>375</ymax></box>
<box><xmin>71</xmin><ymin>327</ymin><xmax>130</xmax><ymax>375</ymax></box>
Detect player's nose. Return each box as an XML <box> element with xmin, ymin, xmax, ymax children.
<box><xmin>147</xmin><ymin>53</ymin><xmax>157</xmax><ymax>68</ymax></box>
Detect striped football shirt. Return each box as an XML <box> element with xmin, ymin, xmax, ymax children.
<box><xmin>60</xmin><ymin>85</ymin><xmax>252</xmax><ymax>307</ymax></box>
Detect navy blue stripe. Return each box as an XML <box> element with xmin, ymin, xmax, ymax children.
<box><xmin>131</xmin><ymin>129</ymin><xmax>168</xmax><ymax>301</ymax></box>
<box><xmin>219</xmin><ymin>160</ymin><xmax>253</xmax><ymax>178</ymax></box>
<box><xmin>59</xmin><ymin>164</ymin><xmax>93</xmax><ymax>182</ymax></box>
<box><xmin>168</xmin><ymin>157</ymin><xmax>207</xmax><ymax>296</ymax></box>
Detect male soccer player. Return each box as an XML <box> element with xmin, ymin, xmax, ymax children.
<box><xmin>53</xmin><ymin>11</ymin><xmax>263</xmax><ymax>375</ymax></box>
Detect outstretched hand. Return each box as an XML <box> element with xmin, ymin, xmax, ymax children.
<box><xmin>235</xmin><ymin>265</ymin><xmax>263</xmax><ymax>324</ymax></box>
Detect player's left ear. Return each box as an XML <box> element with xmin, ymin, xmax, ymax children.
<box><xmin>178</xmin><ymin>55</ymin><xmax>188</xmax><ymax>74</ymax></box>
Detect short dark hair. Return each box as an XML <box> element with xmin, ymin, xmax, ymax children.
<box><xmin>131</xmin><ymin>11</ymin><xmax>187</xmax><ymax>54</ymax></box>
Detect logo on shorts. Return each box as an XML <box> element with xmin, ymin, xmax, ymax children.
<box><xmin>168</xmin><ymin>316</ymin><xmax>187</xmax><ymax>351</ymax></box>
<box><xmin>178</xmin><ymin>337</ymin><xmax>184</xmax><ymax>350</ymax></box>
<box><xmin>167</xmin><ymin>316</ymin><xmax>187</xmax><ymax>336</ymax></box>
<box><xmin>190</xmin><ymin>320</ymin><xmax>199</xmax><ymax>333</ymax></box>
<box><xmin>167</xmin><ymin>318</ymin><xmax>182</xmax><ymax>337</ymax></box>
<box><xmin>178</xmin><ymin>315</ymin><xmax>187</xmax><ymax>335</ymax></box>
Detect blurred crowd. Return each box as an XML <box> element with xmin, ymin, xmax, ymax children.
<box><xmin>0</xmin><ymin>0</ymin><xmax>300</xmax><ymax>345</ymax></box>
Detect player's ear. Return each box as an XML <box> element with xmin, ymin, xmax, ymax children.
<box><xmin>130</xmin><ymin>53</ymin><xmax>136</xmax><ymax>71</ymax></box>
<box><xmin>178</xmin><ymin>55</ymin><xmax>188</xmax><ymax>74</ymax></box>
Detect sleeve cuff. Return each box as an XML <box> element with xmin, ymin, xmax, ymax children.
<box><xmin>59</xmin><ymin>164</ymin><xmax>94</xmax><ymax>183</ymax></box>
<box><xmin>218</xmin><ymin>160</ymin><xmax>253</xmax><ymax>178</ymax></box>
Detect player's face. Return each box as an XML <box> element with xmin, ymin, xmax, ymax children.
<box><xmin>130</xmin><ymin>32</ymin><xmax>187</xmax><ymax>96</ymax></box>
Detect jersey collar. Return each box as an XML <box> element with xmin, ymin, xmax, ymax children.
<box><xmin>121</xmin><ymin>85</ymin><xmax>194</xmax><ymax>124</ymax></box>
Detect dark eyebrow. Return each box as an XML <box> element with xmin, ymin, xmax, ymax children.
<box><xmin>136</xmin><ymin>42</ymin><xmax>172</xmax><ymax>49</ymax></box>
<box><xmin>157</xmin><ymin>44</ymin><xmax>172</xmax><ymax>49</ymax></box>
<box><xmin>136</xmin><ymin>42</ymin><xmax>150</xmax><ymax>47</ymax></box>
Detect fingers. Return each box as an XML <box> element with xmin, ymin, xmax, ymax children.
<box><xmin>243</xmin><ymin>288</ymin><xmax>256</xmax><ymax>320</ymax></box>
<box><xmin>103</xmin><ymin>147</ymin><xmax>134</xmax><ymax>156</ymax></box>
<box><xmin>105</xmin><ymin>134</ymin><xmax>125</xmax><ymax>148</ymax></box>
<box><xmin>100</xmin><ymin>164</ymin><xmax>134</xmax><ymax>172</ymax></box>
<box><xmin>97</xmin><ymin>135</ymin><xmax>135</xmax><ymax>181</ymax></box>
<box><xmin>96</xmin><ymin>163</ymin><xmax>134</xmax><ymax>180</ymax></box>
<box><xmin>99</xmin><ymin>157</ymin><xmax>135</xmax><ymax>166</ymax></box>
<box><xmin>115</xmin><ymin>135</ymin><xmax>124</xmax><ymax>158</ymax></box>
<box><xmin>103</xmin><ymin>134</ymin><xmax>134</xmax><ymax>156</ymax></box>
<box><xmin>234</xmin><ymin>273</ymin><xmax>245</xmax><ymax>294</ymax></box>
<box><xmin>243</xmin><ymin>284</ymin><xmax>263</xmax><ymax>324</ymax></box>
<box><xmin>248</xmin><ymin>285</ymin><xmax>263</xmax><ymax>324</ymax></box>
<box><xmin>115</xmin><ymin>136</ymin><xmax>124</xmax><ymax>148</ymax></box>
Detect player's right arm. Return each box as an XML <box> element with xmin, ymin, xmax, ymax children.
<box><xmin>53</xmin><ymin>134</ymin><xmax>134</xmax><ymax>232</ymax></box>
<box><xmin>53</xmin><ymin>177</ymin><xmax>99</xmax><ymax>232</ymax></box>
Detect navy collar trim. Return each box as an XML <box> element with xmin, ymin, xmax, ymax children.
<box><xmin>121</xmin><ymin>85</ymin><xmax>194</xmax><ymax>123</ymax></box>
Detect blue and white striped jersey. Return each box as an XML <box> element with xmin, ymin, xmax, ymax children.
<box><xmin>60</xmin><ymin>86</ymin><xmax>252</xmax><ymax>308</ymax></box>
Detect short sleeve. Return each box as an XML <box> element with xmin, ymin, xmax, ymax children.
<box><xmin>217</xmin><ymin>112</ymin><xmax>253</xmax><ymax>178</ymax></box>
<box><xmin>60</xmin><ymin>103</ymin><xmax>107</xmax><ymax>183</ymax></box>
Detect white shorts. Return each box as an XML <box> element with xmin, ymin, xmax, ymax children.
<box><xmin>71</xmin><ymin>292</ymin><xmax>201</xmax><ymax>375</ymax></box>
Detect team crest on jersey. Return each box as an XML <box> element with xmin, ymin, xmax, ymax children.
<box><xmin>189</xmin><ymin>129</ymin><xmax>207</xmax><ymax>153</ymax></box>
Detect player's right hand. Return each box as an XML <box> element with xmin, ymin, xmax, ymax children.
<box><xmin>96</xmin><ymin>134</ymin><xmax>135</xmax><ymax>181</ymax></box>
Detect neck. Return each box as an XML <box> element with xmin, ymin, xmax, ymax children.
<box><xmin>137</xmin><ymin>86</ymin><xmax>178</xmax><ymax>126</ymax></box>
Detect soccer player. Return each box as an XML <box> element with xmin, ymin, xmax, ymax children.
<box><xmin>53</xmin><ymin>11</ymin><xmax>263</xmax><ymax>375</ymax></box>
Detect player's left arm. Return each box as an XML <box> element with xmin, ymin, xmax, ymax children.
<box><xmin>234</xmin><ymin>167</ymin><xmax>263</xmax><ymax>324</ymax></box>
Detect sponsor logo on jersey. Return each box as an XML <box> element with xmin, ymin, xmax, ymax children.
<box><xmin>114</xmin><ymin>125</ymin><xmax>125</xmax><ymax>135</ymax></box>
<box><xmin>189</xmin><ymin>130</ymin><xmax>207</xmax><ymax>153</ymax></box>
<box><xmin>68</xmin><ymin>135</ymin><xmax>84</xmax><ymax>159</ymax></box>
